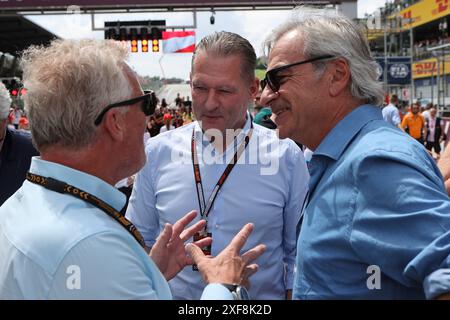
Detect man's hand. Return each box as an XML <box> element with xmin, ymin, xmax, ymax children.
<box><xmin>186</xmin><ymin>223</ymin><xmax>266</xmax><ymax>288</ymax></box>
<box><xmin>149</xmin><ymin>210</ymin><xmax>211</xmax><ymax>280</ymax></box>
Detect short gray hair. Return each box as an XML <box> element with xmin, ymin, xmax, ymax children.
<box><xmin>264</xmin><ymin>7</ymin><xmax>384</xmax><ymax>106</ymax></box>
<box><xmin>0</xmin><ymin>82</ymin><xmax>12</xmax><ymax>120</ymax></box>
<box><xmin>21</xmin><ymin>39</ymin><xmax>133</xmax><ymax>151</ymax></box>
<box><xmin>192</xmin><ymin>31</ymin><xmax>256</xmax><ymax>83</ymax></box>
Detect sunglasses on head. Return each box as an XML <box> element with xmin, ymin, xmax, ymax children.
<box><xmin>260</xmin><ymin>55</ymin><xmax>334</xmax><ymax>93</ymax></box>
<box><xmin>94</xmin><ymin>90</ymin><xmax>157</xmax><ymax>126</ymax></box>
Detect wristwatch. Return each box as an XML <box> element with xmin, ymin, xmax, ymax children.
<box><xmin>221</xmin><ymin>284</ymin><xmax>250</xmax><ymax>300</ymax></box>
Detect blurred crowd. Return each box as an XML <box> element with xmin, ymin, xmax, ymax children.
<box><xmin>146</xmin><ymin>94</ymin><xmax>194</xmax><ymax>139</ymax></box>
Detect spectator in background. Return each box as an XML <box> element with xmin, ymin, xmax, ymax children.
<box><xmin>153</xmin><ymin>111</ymin><xmax>164</xmax><ymax>134</ymax></box>
<box><xmin>253</xmin><ymin>107</ymin><xmax>277</xmax><ymax>129</ymax></box>
<box><xmin>422</xmin><ymin>102</ymin><xmax>433</xmax><ymax>122</ymax></box>
<box><xmin>174</xmin><ymin>93</ymin><xmax>181</xmax><ymax>107</ymax></box>
<box><xmin>382</xmin><ymin>94</ymin><xmax>402</xmax><ymax>128</ymax></box>
<box><xmin>147</xmin><ymin>116</ymin><xmax>161</xmax><ymax>137</ymax></box>
<box><xmin>252</xmin><ymin>91</ymin><xmax>278</xmax><ymax>130</ymax></box>
<box><xmin>401</xmin><ymin>102</ymin><xmax>425</xmax><ymax>144</ymax></box>
<box><xmin>12</xmin><ymin>104</ymin><xmax>21</xmax><ymax>129</ymax></box>
<box><xmin>174</xmin><ymin>114</ymin><xmax>184</xmax><ymax>128</ymax></box>
<box><xmin>183</xmin><ymin>96</ymin><xmax>192</xmax><ymax>109</ymax></box>
<box><xmin>0</xmin><ymin>82</ymin><xmax>39</xmax><ymax>205</ymax></box>
<box><xmin>184</xmin><ymin>96</ymin><xmax>193</xmax><ymax>119</ymax></box>
<box><xmin>179</xmin><ymin>96</ymin><xmax>185</xmax><ymax>109</ymax></box>
<box><xmin>182</xmin><ymin>106</ymin><xmax>193</xmax><ymax>125</ymax></box>
<box><xmin>425</xmin><ymin>107</ymin><xmax>445</xmax><ymax>159</ymax></box>
<box><xmin>19</xmin><ymin>113</ymin><xmax>30</xmax><ymax>131</ymax></box>
<box><xmin>160</xmin><ymin>98</ymin><xmax>168</xmax><ymax>109</ymax></box>
<box><xmin>159</xmin><ymin>113</ymin><xmax>175</xmax><ymax>133</ymax></box>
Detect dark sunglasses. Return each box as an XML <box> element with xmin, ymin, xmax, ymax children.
<box><xmin>260</xmin><ymin>55</ymin><xmax>334</xmax><ymax>93</ymax></box>
<box><xmin>94</xmin><ymin>90</ymin><xmax>157</xmax><ymax>126</ymax></box>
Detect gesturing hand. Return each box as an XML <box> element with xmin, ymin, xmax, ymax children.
<box><xmin>186</xmin><ymin>223</ymin><xmax>266</xmax><ymax>288</ymax></box>
<box><xmin>149</xmin><ymin>210</ymin><xmax>212</xmax><ymax>280</ymax></box>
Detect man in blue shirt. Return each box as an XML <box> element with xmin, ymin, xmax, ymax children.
<box><xmin>260</xmin><ymin>7</ymin><xmax>450</xmax><ymax>299</ymax></box>
<box><xmin>0</xmin><ymin>82</ymin><xmax>39</xmax><ymax>205</ymax></box>
<box><xmin>126</xmin><ymin>31</ymin><xmax>309</xmax><ymax>300</ymax></box>
<box><xmin>0</xmin><ymin>39</ymin><xmax>265</xmax><ymax>299</ymax></box>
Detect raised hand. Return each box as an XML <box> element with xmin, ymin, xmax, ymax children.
<box><xmin>186</xmin><ymin>223</ymin><xmax>266</xmax><ymax>287</ymax></box>
<box><xmin>149</xmin><ymin>210</ymin><xmax>212</xmax><ymax>280</ymax></box>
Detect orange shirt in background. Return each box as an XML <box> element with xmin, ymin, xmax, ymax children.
<box><xmin>401</xmin><ymin>112</ymin><xmax>425</xmax><ymax>139</ymax></box>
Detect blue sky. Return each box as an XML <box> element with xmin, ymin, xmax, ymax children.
<box><xmin>26</xmin><ymin>0</ymin><xmax>388</xmax><ymax>79</ymax></box>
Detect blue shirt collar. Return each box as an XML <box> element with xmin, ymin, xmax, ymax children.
<box><xmin>314</xmin><ymin>105</ymin><xmax>383</xmax><ymax>160</ymax></box>
<box><xmin>29</xmin><ymin>157</ymin><xmax>126</xmax><ymax>212</ymax></box>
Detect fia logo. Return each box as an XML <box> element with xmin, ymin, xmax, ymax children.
<box><xmin>390</xmin><ymin>63</ymin><xmax>409</xmax><ymax>78</ymax></box>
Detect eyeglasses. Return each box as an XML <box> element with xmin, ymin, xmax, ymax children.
<box><xmin>260</xmin><ymin>55</ymin><xmax>334</xmax><ymax>93</ymax></box>
<box><xmin>94</xmin><ymin>90</ymin><xmax>157</xmax><ymax>126</ymax></box>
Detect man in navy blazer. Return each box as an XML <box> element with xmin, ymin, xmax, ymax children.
<box><xmin>0</xmin><ymin>82</ymin><xmax>39</xmax><ymax>205</ymax></box>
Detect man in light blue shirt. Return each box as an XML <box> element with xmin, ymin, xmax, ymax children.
<box><xmin>126</xmin><ymin>31</ymin><xmax>309</xmax><ymax>300</ymax></box>
<box><xmin>260</xmin><ymin>7</ymin><xmax>450</xmax><ymax>299</ymax></box>
<box><xmin>382</xmin><ymin>94</ymin><xmax>402</xmax><ymax>128</ymax></box>
<box><xmin>0</xmin><ymin>39</ymin><xmax>265</xmax><ymax>299</ymax></box>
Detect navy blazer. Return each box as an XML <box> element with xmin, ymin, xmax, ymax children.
<box><xmin>0</xmin><ymin>128</ymin><xmax>39</xmax><ymax>205</ymax></box>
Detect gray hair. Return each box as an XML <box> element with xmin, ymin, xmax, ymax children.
<box><xmin>0</xmin><ymin>82</ymin><xmax>12</xmax><ymax>120</ymax></box>
<box><xmin>264</xmin><ymin>7</ymin><xmax>384</xmax><ymax>106</ymax></box>
<box><xmin>21</xmin><ymin>39</ymin><xmax>133</xmax><ymax>151</ymax></box>
<box><xmin>192</xmin><ymin>31</ymin><xmax>257</xmax><ymax>83</ymax></box>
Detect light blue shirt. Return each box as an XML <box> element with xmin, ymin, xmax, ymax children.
<box><xmin>126</xmin><ymin>116</ymin><xmax>309</xmax><ymax>300</ymax></box>
<box><xmin>294</xmin><ymin>105</ymin><xmax>450</xmax><ymax>299</ymax></box>
<box><xmin>382</xmin><ymin>103</ymin><xmax>401</xmax><ymax>126</ymax></box>
<box><xmin>0</xmin><ymin>158</ymin><xmax>233</xmax><ymax>300</ymax></box>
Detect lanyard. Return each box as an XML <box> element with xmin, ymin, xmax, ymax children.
<box><xmin>191</xmin><ymin>124</ymin><xmax>253</xmax><ymax>230</ymax></box>
<box><xmin>25</xmin><ymin>172</ymin><xmax>146</xmax><ymax>249</ymax></box>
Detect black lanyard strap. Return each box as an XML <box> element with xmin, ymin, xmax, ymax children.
<box><xmin>191</xmin><ymin>124</ymin><xmax>253</xmax><ymax>229</ymax></box>
<box><xmin>26</xmin><ymin>172</ymin><xmax>146</xmax><ymax>249</ymax></box>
